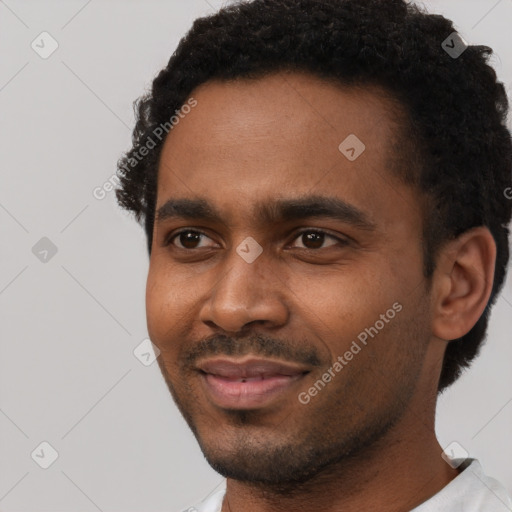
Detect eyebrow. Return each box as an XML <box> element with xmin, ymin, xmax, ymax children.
<box><xmin>155</xmin><ymin>195</ymin><xmax>376</xmax><ymax>231</ymax></box>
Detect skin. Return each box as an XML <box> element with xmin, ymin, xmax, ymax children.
<box><xmin>146</xmin><ymin>71</ymin><xmax>496</xmax><ymax>512</ymax></box>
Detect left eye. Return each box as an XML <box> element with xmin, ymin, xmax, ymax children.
<box><xmin>290</xmin><ymin>230</ymin><xmax>345</xmax><ymax>250</ymax></box>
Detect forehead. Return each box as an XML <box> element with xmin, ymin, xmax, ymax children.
<box><xmin>155</xmin><ymin>71</ymin><xmax>411</xmax><ymax>226</ymax></box>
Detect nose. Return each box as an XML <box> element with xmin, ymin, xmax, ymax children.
<box><xmin>199</xmin><ymin>249</ymin><xmax>289</xmax><ymax>333</ymax></box>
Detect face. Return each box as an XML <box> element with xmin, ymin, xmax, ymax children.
<box><xmin>146</xmin><ymin>71</ymin><xmax>433</xmax><ymax>486</ymax></box>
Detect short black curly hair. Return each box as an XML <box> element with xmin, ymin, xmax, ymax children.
<box><xmin>116</xmin><ymin>0</ymin><xmax>512</xmax><ymax>393</ymax></box>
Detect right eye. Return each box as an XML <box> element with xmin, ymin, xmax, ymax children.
<box><xmin>165</xmin><ymin>229</ymin><xmax>217</xmax><ymax>250</ymax></box>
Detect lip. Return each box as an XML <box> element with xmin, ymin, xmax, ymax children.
<box><xmin>196</xmin><ymin>357</ymin><xmax>310</xmax><ymax>410</ymax></box>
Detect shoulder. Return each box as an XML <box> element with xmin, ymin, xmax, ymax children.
<box><xmin>177</xmin><ymin>481</ymin><xmax>227</xmax><ymax>512</ymax></box>
<box><xmin>412</xmin><ymin>458</ymin><xmax>512</xmax><ymax>512</ymax></box>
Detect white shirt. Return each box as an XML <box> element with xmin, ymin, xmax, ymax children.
<box><xmin>180</xmin><ymin>459</ymin><xmax>512</xmax><ymax>512</ymax></box>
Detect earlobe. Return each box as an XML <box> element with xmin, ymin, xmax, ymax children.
<box><xmin>430</xmin><ymin>226</ymin><xmax>496</xmax><ymax>342</ymax></box>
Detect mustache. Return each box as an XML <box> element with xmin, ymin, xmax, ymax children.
<box><xmin>181</xmin><ymin>333</ymin><xmax>324</xmax><ymax>369</ymax></box>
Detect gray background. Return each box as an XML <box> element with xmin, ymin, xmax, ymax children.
<box><xmin>1</xmin><ymin>0</ymin><xmax>511</xmax><ymax>510</ymax></box>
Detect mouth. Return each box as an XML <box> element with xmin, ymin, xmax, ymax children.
<box><xmin>196</xmin><ymin>357</ymin><xmax>310</xmax><ymax>410</ymax></box>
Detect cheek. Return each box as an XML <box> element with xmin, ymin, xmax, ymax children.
<box><xmin>145</xmin><ymin>264</ymin><xmax>189</xmax><ymax>352</ymax></box>
<box><xmin>295</xmin><ymin>263</ymin><xmax>400</xmax><ymax>329</ymax></box>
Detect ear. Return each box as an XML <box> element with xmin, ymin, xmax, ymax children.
<box><xmin>430</xmin><ymin>226</ymin><xmax>496</xmax><ymax>341</ymax></box>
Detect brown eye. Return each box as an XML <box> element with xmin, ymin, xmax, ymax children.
<box><xmin>168</xmin><ymin>230</ymin><xmax>215</xmax><ymax>250</ymax></box>
<box><xmin>291</xmin><ymin>229</ymin><xmax>346</xmax><ymax>250</ymax></box>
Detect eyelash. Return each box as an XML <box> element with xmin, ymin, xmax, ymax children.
<box><xmin>164</xmin><ymin>228</ymin><xmax>349</xmax><ymax>251</ymax></box>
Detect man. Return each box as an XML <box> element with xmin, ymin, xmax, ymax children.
<box><xmin>116</xmin><ymin>0</ymin><xmax>512</xmax><ymax>510</ymax></box>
